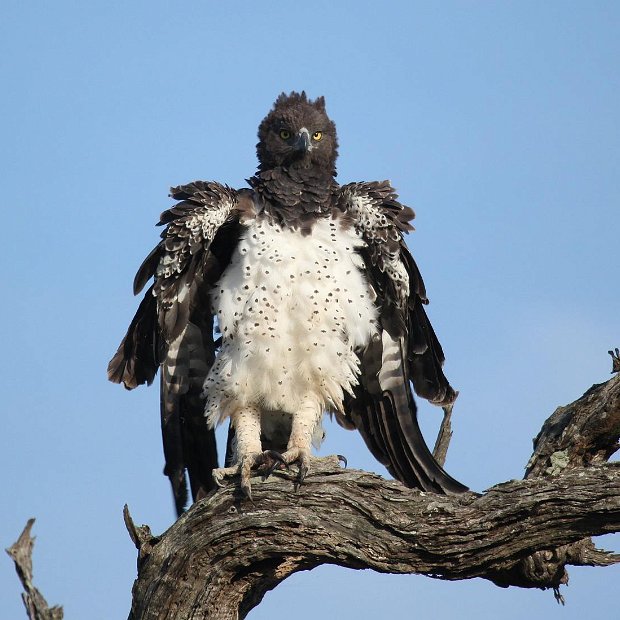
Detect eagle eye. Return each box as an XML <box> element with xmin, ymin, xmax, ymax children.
<box><xmin>312</xmin><ymin>131</ymin><xmax>323</xmax><ymax>141</ymax></box>
<box><xmin>279</xmin><ymin>129</ymin><xmax>291</xmax><ymax>140</ymax></box>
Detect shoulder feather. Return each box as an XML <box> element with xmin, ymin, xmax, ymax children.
<box><xmin>108</xmin><ymin>181</ymin><xmax>252</xmax><ymax>387</ymax></box>
<box><xmin>338</xmin><ymin>181</ymin><xmax>413</xmax><ymax>334</ymax></box>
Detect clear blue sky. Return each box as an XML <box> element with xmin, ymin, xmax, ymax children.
<box><xmin>2</xmin><ymin>2</ymin><xmax>619</xmax><ymax>618</ymax></box>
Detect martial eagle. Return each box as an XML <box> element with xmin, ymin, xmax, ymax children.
<box><xmin>108</xmin><ymin>92</ymin><xmax>467</xmax><ymax>514</ymax></box>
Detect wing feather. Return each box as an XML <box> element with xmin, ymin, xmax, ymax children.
<box><xmin>338</xmin><ymin>182</ymin><xmax>467</xmax><ymax>493</ymax></box>
<box><xmin>108</xmin><ymin>181</ymin><xmax>253</xmax><ymax>514</ymax></box>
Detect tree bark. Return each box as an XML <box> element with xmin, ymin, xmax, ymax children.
<box><xmin>125</xmin><ymin>372</ymin><xmax>620</xmax><ymax>620</ymax></box>
<box><xmin>6</xmin><ymin>519</ymin><xmax>64</xmax><ymax>620</ymax></box>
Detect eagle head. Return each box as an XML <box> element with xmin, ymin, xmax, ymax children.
<box><xmin>256</xmin><ymin>91</ymin><xmax>338</xmax><ymax>175</ymax></box>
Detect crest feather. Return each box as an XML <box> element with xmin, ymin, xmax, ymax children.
<box><xmin>272</xmin><ymin>91</ymin><xmax>325</xmax><ymax>112</ymax></box>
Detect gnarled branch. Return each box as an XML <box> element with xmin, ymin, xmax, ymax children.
<box><xmin>6</xmin><ymin>519</ymin><xmax>64</xmax><ymax>620</ymax></box>
<box><xmin>127</xmin><ymin>373</ymin><xmax>620</xmax><ymax>620</ymax></box>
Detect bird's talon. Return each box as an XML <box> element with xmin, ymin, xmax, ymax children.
<box><xmin>264</xmin><ymin>449</ymin><xmax>287</xmax><ymax>464</ymax></box>
<box><xmin>261</xmin><ymin>450</ymin><xmax>288</xmax><ymax>479</ymax></box>
<box><xmin>240</xmin><ymin>481</ymin><xmax>253</xmax><ymax>501</ymax></box>
<box><xmin>298</xmin><ymin>464</ymin><xmax>309</xmax><ymax>484</ymax></box>
<box><xmin>337</xmin><ymin>454</ymin><xmax>348</xmax><ymax>468</ymax></box>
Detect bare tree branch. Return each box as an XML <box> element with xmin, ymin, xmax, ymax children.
<box><xmin>9</xmin><ymin>369</ymin><xmax>619</xmax><ymax>620</ymax></box>
<box><xmin>6</xmin><ymin>519</ymin><xmax>63</xmax><ymax>620</ymax></box>
<box><xmin>126</xmin><ymin>373</ymin><xmax>620</xmax><ymax>620</ymax></box>
<box><xmin>526</xmin><ymin>373</ymin><xmax>620</xmax><ymax>477</ymax></box>
<box><xmin>432</xmin><ymin>395</ymin><xmax>457</xmax><ymax>466</ymax></box>
<box><xmin>489</xmin><ymin>369</ymin><xmax>620</xmax><ymax>599</ymax></box>
<box><xmin>127</xmin><ymin>462</ymin><xmax>620</xmax><ymax>620</ymax></box>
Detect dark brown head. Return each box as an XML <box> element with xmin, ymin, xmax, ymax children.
<box><xmin>256</xmin><ymin>91</ymin><xmax>338</xmax><ymax>175</ymax></box>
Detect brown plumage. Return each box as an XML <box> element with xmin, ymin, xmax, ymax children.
<box><xmin>108</xmin><ymin>92</ymin><xmax>467</xmax><ymax>515</ymax></box>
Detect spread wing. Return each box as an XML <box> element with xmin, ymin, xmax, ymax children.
<box><xmin>108</xmin><ymin>181</ymin><xmax>254</xmax><ymax>514</ymax></box>
<box><xmin>338</xmin><ymin>182</ymin><xmax>468</xmax><ymax>493</ymax></box>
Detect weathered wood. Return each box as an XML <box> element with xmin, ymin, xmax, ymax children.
<box><xmin>432</xmin><ymin>396</ymin><xmax>457</xmax><ymax>467</ymax></box>
<box><xmin>125</xmin><ymin>374</ymin><xmax>620</xmax><ymax>620</ymax></box>
<box><xmin>526</xmin><ymin>375</ymin><xmax>620</xmax><ymax>477</ymax></box>
<box><xmin>504</xmin><ymin>374</ymin><xmax>620</xmax><ymax>597</ymax></box>
<box><xmin>8</xmin><ymin>374</ymin><xmax>619</xmax><ymax>619</ymax></box>
<box><xmin>6</xmin><ymin>519</ymin><xmax>64</xmax><ymax>620</ymax></box>
<box><xmin>127</xmin><ymin>462</ymin><xmax>620</xmax><ymax>620</ymax></box>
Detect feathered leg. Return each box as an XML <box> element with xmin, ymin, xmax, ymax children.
<box><xmin>212</xmin><ymin>405</ymin><xmax>284</xmax><ymax>499</ymax></box>
<box><xmin>277</xmin><ymin>395</ymin><xmax>324</xmax><ymax>483</ymax></box>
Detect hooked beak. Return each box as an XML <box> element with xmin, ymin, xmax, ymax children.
<box><xmin>294</xmin><ymin>127</ymin><xmax>313</xmax><ymax>152</ymax></box>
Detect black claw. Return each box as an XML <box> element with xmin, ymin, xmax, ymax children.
<box><xmin>298</xmin><ymin>463</ymin><xmax>309</xmax><ymax>485</ymax></box>
<box><xmin>240</xmin><ymin>482</ymin><xmax>253</xmax><ymax>502</ymax></box>
<box><xmin>261</xmin><ymin>450</ymin><xmax>288</xmax><ymax>480</ymax></box>
<box><xmin>337</xmin><ymin>454</ymin><xmax>348</xmax><ymax>468</ymax></box>
<box><xmin>264</xmin><ymin>450</ymin><xmax>287</xmax><ymax>465</ymax></box>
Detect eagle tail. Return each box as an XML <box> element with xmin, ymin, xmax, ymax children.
<box><xmin>161</xmin><ymin>321</ymin><xmax>219</xmax><ymax>515</ymax></box>
<box><xmin>383</xmin><ymin>390</ymin><xmax>468</xmax><ymax>493</ymax></box>
<box><xmin>160</xmin><ymin>369</ymin><xmax>189</xmax><ymax>516</ymax></box>
<box><xmin>346</xmin><ymin>333</ymin><xmax>468</xmax><ymax>494</ymax></box>
<box><xmin>160</xmin><ymin>373</ymin><xmax>219</xmax><ymax>515</ymax></box>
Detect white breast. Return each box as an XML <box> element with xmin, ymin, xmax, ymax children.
<box><xmin>203</xmin><ymin>213</ymin><xmax>378</xmax><ymax>426</ymax></box>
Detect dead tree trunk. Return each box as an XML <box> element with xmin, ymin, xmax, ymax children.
<box><xmin>122</xmin><ymin>370</ymin><xmax>620</xmax><ymax>620</ymax></box>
